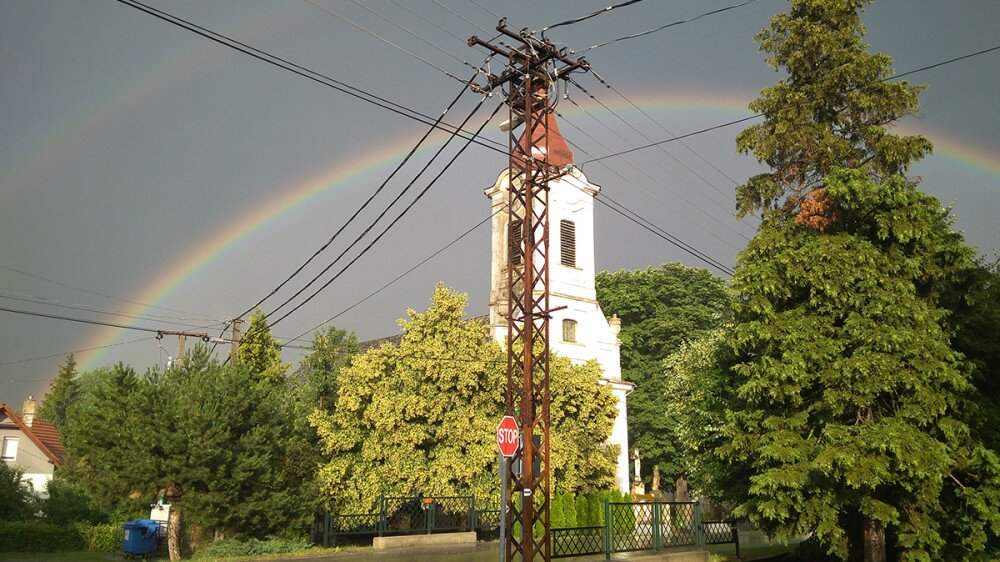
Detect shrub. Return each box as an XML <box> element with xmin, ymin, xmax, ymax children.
<box><xmin>192</xmin><ymin>536</ymin><xmax>312</xmax><ymax>559</ymax></box>
<box><xmin>75</xmin><ymin>522</ymin><xmax>121</xmax><ymax>552</ymax></box>
<box><xmin>0</xmin><ymin>520</ymin><xmax>85</xmax><ymax>552</ymax></box>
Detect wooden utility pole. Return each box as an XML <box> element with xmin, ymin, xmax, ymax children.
<box><xmin>469</xmin><ymin>20</ymin><xmax>589</xmax><ymax>562</ymax></box>
<box><xmin>175</xmin><ymin>334</ymin><xmax>186</xmax><ymax>367</ymax></box>
<box><xmin>230</xmin><ymin>318</ymin><xmax>243</xmax><ymax>360</ymax></box>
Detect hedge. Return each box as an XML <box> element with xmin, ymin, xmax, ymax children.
<box><xmin>0</xmin><ymin>521</ymin><xmax>85</xmax><ymax>552</ymax></box>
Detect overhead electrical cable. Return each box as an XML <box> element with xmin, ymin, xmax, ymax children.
<box><xmin>264</xmin><ymin>98</ymin><xmax>496</xmax><ymax>321</ymax></box>
<box><xmin>556</xmin><ymin>104</ymin><xmax>746</xmax><ymax>250</ymax></box>
<box><xmin>113</xmin><ymin>0</ymin><xmax>506</xmax><ymax>155</ymax></box>
<box><xmin>0</xmin><ymin>338</ymin><xmax>154</xmax><ymax>368</ymax></box>
<box><xmin>237</xmin><ymin>79</ymin><xmax>479</xmax><ymax>320</ymax></box>
<box><xmin>467</xmin><ymin>0</ymin><xmax>501</xmax><ymax>20</ymax></box>
<box><xmin>430</xmin><ymin>0</ymin><xmax>493</xmax><ymax>35</ymax></box>
<box><xmin>557</xmin><ymin>132</ymin><xmax>738</xmax><ymax>274</ymax></box>
<box><xmin>572</xmin><ymin>0</ymin><xmax>761</xmax><ymax>54</ymax></box>
<box><xmin>563</xmin><ymin>81</ymin><xmax>752</xmax><ymax>239</ymax></box>
<box><xmin>0</xmin><ymin>263</ymin><xmax>222</xmax><ymax>321</ymax></box>
<box><xmin>285</xmin><ymin>208</ymin><xmax>502</xmax><ymax>346</ymax></box>
<box><xmin>0</xmin><ymin>293</ymin><xmax>228</xmax><ymax>330</ymax></box>
<box><xmin>266</xmin><ymin>101</ymin><xmax>505</xmax><ymax>329</ymax></box>
<box><xmin>541</xmin><ymin>0</ymin><xmax>646</xmax><ymax>32</ymax></box>
<box><xmin>584</xmin><ymin>44</ymin><xmax>1000</xmax><ymax>163</ymax></box>
<box><xmin>303</xmin><ymin>0</ymin><xmax>476</xmax><ymax>83</ymax></box>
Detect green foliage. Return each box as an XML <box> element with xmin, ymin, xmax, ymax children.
<box><xmin>735</xmin><ymin>0</ymin><xmax>931</xmax><ymax>219</ymax></box>
<box><xmin>37</xmin><ymin>354</ymin><xmax>80</xmax><ymax>430</ymax></box>
<box><xmin>595</xmin><ymin>263</ymin><xmax>729</xmax><ymax>482</ymax></box>
<box><xmin>725</xmin><ymin>167</ymin><xmax>996</xmax><ymax>560</ymax></box>
<box><xmin>41</xmin><ymin>478</ymin><xmax>106</xmax><ymax>525</ymax></box>
<box><xmin>192</xmin><ymin>535</ymin><xmax>313</xmax><ymax>559</ymax></box>
<box><xmin>74</xmin><ymin>522</ymin><xmax>121</xmax><ymax>553</ymax></box>
<box><xmin>575</xmin><ymin>495</ymin><xmax>589</xmax><ymax>527</ymax></box>
<box><xmin>62</xmin><ymin>348</ymin><xmax>312</xmax><ymax>541</ymax></box>
<box><xmin>550</xmin><ymin>492</ymin><xmax>565</xmax><ymax>529</ymax></box>
<box><xmin>561</xmin><ymin>492</ymin><xmax>577</xmax><ymax>528</ymax></box>
<box><xmin>0</xmin><ymin>462</ymin><xmax>36</xmax><ymax>521</ymax></box>
<box><xmin>311</xmin><ymin>283</ymin><xmax>619</xmax><ymax>514</ymax></box>
<box><xmin>0</xmin><ymin>520</ymin><xmax>85</xmax><ymax>552</ymax></box>
<box><xmin>238</xmin><ymin>308</ymin><xmax>290</xmax><ymax>383</ymax></box>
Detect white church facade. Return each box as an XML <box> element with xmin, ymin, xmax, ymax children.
<box><xmin>483</xmin><ymin>111</ymin><xmax>633</xmax><ymax>494</ymax></box>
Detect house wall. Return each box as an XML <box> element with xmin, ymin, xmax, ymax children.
<box><xmin>486</xmin><ymin>166</ymin><xmax>632</xmax><ymax>495</ymax></box>
<box><xmin>1</xmin><ymin>427</ymin><xmax>55</xmax><ymax>494</ymax></box>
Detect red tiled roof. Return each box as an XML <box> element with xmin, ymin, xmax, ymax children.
<box><xmin>0</xmin><ymin>403</ymin><xmax>64</xmax><ymax>468</ymax></box>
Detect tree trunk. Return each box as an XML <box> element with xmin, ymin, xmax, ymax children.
<box><xmin>165</xmin><ymin>484</ymin><xmax>183</xmax><ymax>561</ymax></box>
<box><xmin>863</xmin><ymin>518</ymin><xmax>886</xmax><ymax>562</ymax></box>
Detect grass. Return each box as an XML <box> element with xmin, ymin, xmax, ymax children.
<box><xmin>708</xmin><ymin>542</ymin><xmax>795</xmax><ymax>561</ymax></box>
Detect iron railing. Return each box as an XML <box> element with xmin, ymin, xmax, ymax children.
<box><xmin>323</xmin><ymin>495</ymin><xmax>740</xmax><ymax>559</ymax></box>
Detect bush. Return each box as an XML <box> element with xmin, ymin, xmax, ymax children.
<box><xmin>75</xmin><ymin>522</ymin><xmax>121</xmax><ymax>552</ymax></box>
<box><xmin>41</xmin><ymin>479</ymin><xmax>106</xmax><ymax>524</ymax></box>
<box><xmin>192</xmin><ymin>536</ymin><xmax>313</xmax><ymax>559</ymax></box>
<box><xmin>0</xmin><ymin>520</ymin><xmax>85</xmax><ymax>552</ymax></box>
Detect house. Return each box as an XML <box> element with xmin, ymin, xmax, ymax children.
<box><xmin>1</xmin><ymin>397</ymin><xmax>65</xmax><ymax>494</ymax></box>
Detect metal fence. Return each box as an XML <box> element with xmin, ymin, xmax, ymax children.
<box><xmin>551</xmin><ymin>500</ymin><xmax>739</xmax><ymax>559</ymax></box>
<box><xmin>324</xmin><ymin>496</ymin><xmax>739</xmax><ymax>558</ymax></box>
<box><xmin>323</xmin><ymin>494</ymin><xmax>500</xmax><ymax>546</ymax></box>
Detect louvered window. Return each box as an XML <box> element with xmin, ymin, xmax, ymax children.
<box><xmin>560</xmin><ymin>220</ymin><xmax>576</xmax><ymax>267</ymax></box>
<box><xmin>562</xmin><ymin>319</ymin><xmax>577</xmax><ymax>343</ymax></box>
<box><xmin>509</xmin><ymin>218</ymin><xmax>523</xmax><ymax>266</ymax></box>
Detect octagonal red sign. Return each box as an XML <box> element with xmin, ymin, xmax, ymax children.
<box><xmin>497</xmin><ymin>415</ymin><xmax>520</xmax><ymax>457</ymax></box>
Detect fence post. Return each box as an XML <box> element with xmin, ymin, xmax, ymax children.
<box><xmin>603</xmin><ymin>497</ymin><xmax>612</xmax><ymax>560</ymax></box>
<box><xmin>323</xmin><ymin>513</ymin><xmax>331</xmax><ymax>547</ymax></box>
<box><xmin>693</xmin><ymin>502</ymin><xmax>704</xmax><ymax>548</ymax></box>
<box><xmin>652</xmin><ymin>502</ymin><xmax>662</xmax><ymax>551</ymax></box>
<box><xmin>732</xmin><ymin>519</ymin><xmax>741</xmax><ymax>559</ymax></box>
<box><xmin>379</xmin><ymin>494</ymin><xmax>387</xmax><ymax>537</ymax></box>
<box><xmin>427</xmin><ymin>500</ymin><xmax>435</xmax><ymax>535</ymax></box>
<box><xmin>469</xmin><ymin>496</ymin><xmax>475</xmax><ymax>531</ymax></box>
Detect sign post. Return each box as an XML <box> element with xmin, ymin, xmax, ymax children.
<box><xmin>497</xmin><ymin>415</ymin><xmax>520</xmax><ymax>562</ymax></box>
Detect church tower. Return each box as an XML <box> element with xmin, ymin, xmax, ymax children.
<box><xmin>485</xmin><ymin>111</ymin><xmax>633</xmax><ymax>494</ymax></box>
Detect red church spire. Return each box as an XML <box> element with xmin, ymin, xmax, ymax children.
<box><xmin>516</xmin><ymin>94</ymin><xmax>574</xmax><ymax>168</ymax></box>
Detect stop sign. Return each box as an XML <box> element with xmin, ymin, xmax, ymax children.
<box><xmin>497</xmin><ymin>415</ymin><xmax>520</xmax><ymax>457</ymax></box>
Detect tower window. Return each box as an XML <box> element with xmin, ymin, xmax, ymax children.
<box><xmin>560</xmin><ymin>220</ymin><xmax>576</xmax><ymax>267</ymax></box>
<box><xmin>509</xmin><ymin>218</ymin><xmax>523</xmax><ymax>266</ymax></box>
<box><xmin>562</xmin><ymin>319</ymin><xmax>577</xmax><ymax>343</ymax></box>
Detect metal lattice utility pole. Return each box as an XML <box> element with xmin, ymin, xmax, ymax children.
<box><xmin>469</xmin><ymin>20</ymin><xmax>589</xmax><ymax>562</ymax></box>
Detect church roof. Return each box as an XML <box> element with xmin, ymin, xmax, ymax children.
<box><xmin>516</xmin><ymin>98</ymin><xmax>574</xmax><ymax>168</ymax></box>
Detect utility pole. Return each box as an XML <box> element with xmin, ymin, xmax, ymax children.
<box><xmin>230</xmin><ymin>318</ymin><xmax>243</xmax><ymax>360</ymax></box>
<box><xmin>155</xmin><ymin>330</ymin><xmax>211</xmax><ymax>368</ymax></box>
<box><xmin>469</xmin><ymin>20</ymin><xmax>589</xmax><ymax>562</ymax></box>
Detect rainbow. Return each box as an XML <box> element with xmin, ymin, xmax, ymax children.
<box><xmin>15</xmin><ymin>89</ymin><xmax>993</xmax><ymax>372</ymax></box>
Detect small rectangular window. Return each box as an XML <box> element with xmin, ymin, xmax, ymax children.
<box><xmin>1</xmin><ymin>437</ymin><xmax>17</xmax><ymax>461</ymax></box>
<box><xmin>509</xmin><ymin>218</ymin><xmax>523</xmax><ymax>266</ymax></box>
<box><xmin>560</xmin><ymin>220</ymin><xmax>576</xmax><ymax>267</ymax></box>
<box><xmin>562</xmin><ymin>319</ymin><xmax>577</xmax><ymax>343</ymax></box>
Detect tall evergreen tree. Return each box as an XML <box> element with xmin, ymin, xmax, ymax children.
<box><xmin>37</xmin><ymin>354</ymin><xmax>79</xmax><ymax>430</ymax></box>
<box><xmin>725</xmin><ymin>1</ymin><xmax>1000</xmax><ymax>560</ymax></box>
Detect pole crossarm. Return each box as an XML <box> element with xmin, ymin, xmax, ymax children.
<box><xmin>469</xmin><ymin>19</ymin><xmax>591</xmax><ymax>562</ymax></box>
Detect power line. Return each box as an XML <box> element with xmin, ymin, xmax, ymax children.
<box><xmin>563</xmin><ymin>80</ymin><xmax>751</xmax><ymax>240</ymax></box>
<box><xmin>303</xmin><ymin>0</ymin><xmax>476</xmax><ymax>84</ymax></box>
<box><xmin>572</xmin><ymin>0</ymin><xmax>762</xmax><ymax>54</ymax></box>
<box><xmin>265</xmin><ymin>98</ymin><xmax>495</xmax><ymax>321</ymax></box>
<box><xmin>0</xmin><ymin>338</ymin><xmax>154</xmax><ymax>368</ymax></box>
<box><xmin>267</xmin><ymin>102</ymin><xmax>505</xmax><ymax>329</ymax></box>
<box><xmin>237</xmin><ymin>80</ymin><xmax>479</xmax><ymax>319</ymax></box>
<box><xmin>0</xmin><ymin>306</ymin><xmax>212</xmax><ymax>338</ymax></box>
<box><xmin>431</xmin><ymin>0</ymin><xmax>493</xmax><ymax>35</ymax></box>
<box><xmin>582</xmin><ymin>44</ymin><xmax>1000</xmax><ymax>164</ymax></box>
<box><xmin>541</xmin><ymin>0</ymin><xmax>646</xmax><ymax>33</ymax></box>
<box><xmin>0</xmin><ymin>263</ymin><xmax>222</xmax><ymax>322</ymax></box>
<box><xmin>0</xmin><ymin>293</ymin><xmax>227</xmax><ymax>330</ymax></box>
<box><xmin>286</xmin><ymin>208</ymin><xmax>501</xmax><ymax>345</ymax></box>
<box><xmin>113</xmin><ymin>0</ymin><xmax>506</xmax><ymax>155</ymax></box>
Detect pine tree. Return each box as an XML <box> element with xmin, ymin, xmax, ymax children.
<box><xmin>37</xmin><ymin>354</ymin><xmax>79</xmax><ymax>430</ymax></box>
<box><xmin>237</xmin><ymin>308</ymin><xmax>289</xmax><ymax>383</ymax></box>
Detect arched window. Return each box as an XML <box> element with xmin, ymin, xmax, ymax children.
<box><xmin>562</xmin><ymin>319</ymin><xmax>577</xmax><ymax>343</ymax></box>
<box><xmin>560</xmin><ymin>219</ymin><xmax>576</xmax><ymax>267</ymax></box>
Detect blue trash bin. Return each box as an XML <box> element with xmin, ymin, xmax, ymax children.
<box><xmin>122</xmin><ymin>519</ymin><xmax>160</xmax><ymax>557</ymax></box>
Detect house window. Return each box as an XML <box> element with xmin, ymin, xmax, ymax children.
<box><xmin>562</xmin><ymin>319</ymin><xmax>577</xmax><ymax>343</ymax></box>
<box><xmin>509</xmin><ymin>218</ymin><xmax>523</xmax><ymax>266</ymax></box>
<box><xmin>560</xmin><ymin>220</ymin><xmax>576</xmax><ymax>267</ymax></box>
<box><xmin>1</xmin><ymin>437</ymin><xmax>17</xmax><ymax>461</ymax></box>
